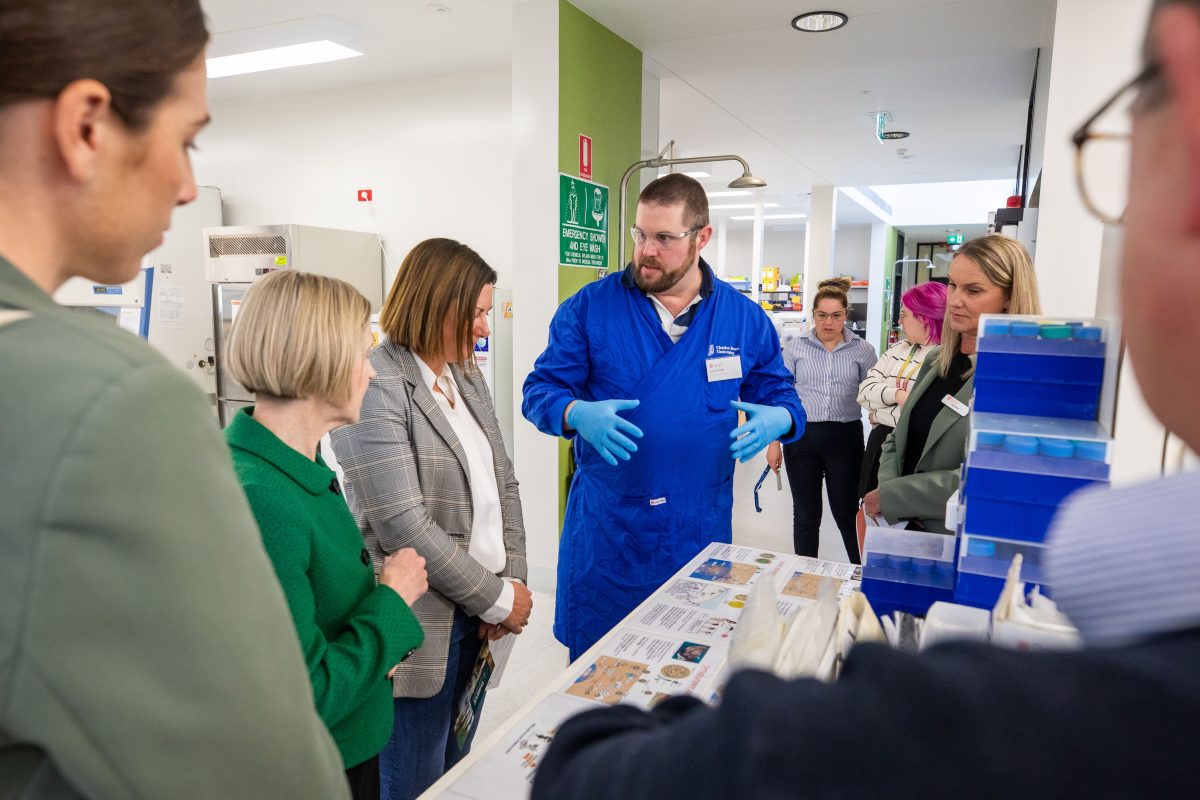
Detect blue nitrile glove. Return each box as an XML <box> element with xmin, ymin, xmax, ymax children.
<box><xmin>729</xmin><ymin>401</ymin><xmax>793</xmax><ymax>463</ymax></box>
<box><xmin>567</xmin><ymin>399</ymin><xmax>644</xmax><ymax>467</ymax></box>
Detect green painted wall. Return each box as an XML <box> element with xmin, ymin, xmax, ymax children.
<box><xmin>556</xmin><ymin>0</ymin><xmax>642</xmax><ymax>526</ymax></box>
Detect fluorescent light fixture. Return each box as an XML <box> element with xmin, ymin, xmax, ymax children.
<box><xmin>706</xmin><ymin>190</ymin><xmax>752</xmax><ymax>199</ymax></box>
<box><xmin>208</xmin><ymin>41</ymin><xmax>362</xmax><ymax>78</ymax></box>
<box><xmin>207</xmin><ymin>15</ymin><xmax>365</xmax><ymax>80</ymax></box>
<box><xmin>730</xmin><ymin>213</ymin><xmax>807</xmax><ymax>220</ymax></box>
<box><xmin>709</xmin><ymin>202</ymin><xmax>780</xmax><ymax>210</ymax></box>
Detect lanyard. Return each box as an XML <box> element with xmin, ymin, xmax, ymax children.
<box><xmin>895</xmin><ymin>344</ymin><xmax>920</xmax><ymax>388</ymax></box>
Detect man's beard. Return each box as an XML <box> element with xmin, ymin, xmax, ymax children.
<box><xmin>633</xmin><ymin>240</ymin><xmax>696</xmax><ymax>293</ymax></box>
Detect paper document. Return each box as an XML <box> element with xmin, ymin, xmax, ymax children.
<box><xmin>451</xmin><ymin>634</ymin><xmax>516</xmax><ymax>751</ymax></box>
<box><xmin>559</xmin><ymin>627</ymin><xmax>728</xmax><ymax>710</ymax></box>
<box><xmin>448</xmin><ymin>694</ymin><xmax>593</xmax><ymax>800</ymax></box>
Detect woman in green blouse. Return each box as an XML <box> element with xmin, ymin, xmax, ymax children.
<box><xmin>224</xmin><ymin>270</ymin><xmax>428</xmax><ymax>800</ymax></box>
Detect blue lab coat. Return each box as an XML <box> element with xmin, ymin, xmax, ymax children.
<box><xmin>522</xmin><ymin>259</ymin><xmax>806</xmax><ymax>658</ymax></box>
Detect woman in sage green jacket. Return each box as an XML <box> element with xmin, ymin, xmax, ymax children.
<box><xmin>865</xmin><ymin>235</ymin><xmax>1041</xmax><ymax>533</ymax></box>
<box><xmin>225</xmin><ymin>270</ymin><xmax>429</xmax><ymax>800</ymax></box>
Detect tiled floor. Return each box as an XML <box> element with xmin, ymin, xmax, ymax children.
<box><xmin>474</xmin><ymin>449</ymin><xmax>858</xmax><ymax>741</ymax></box>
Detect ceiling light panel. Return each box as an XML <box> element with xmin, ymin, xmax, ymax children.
<box><xmin>207</xmin><ymin>15</ymin><xmax>365</xmax><ymax>79</ymax></box>
<box><xmin>730</xmin><ymin>213</ymin><xmax>807</xmax><ymax>220</ymax></box>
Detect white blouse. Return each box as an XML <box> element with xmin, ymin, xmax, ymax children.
<box><xmin>415</xmin><ymin>357</ymin><xmax>515</xmax><ymax>623</ymax></box>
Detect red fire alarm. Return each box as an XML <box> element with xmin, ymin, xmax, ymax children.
<box><xmin>357</xmin><ymin>189</ymin><xmax>373</xmax><ymax>202</ymax></box>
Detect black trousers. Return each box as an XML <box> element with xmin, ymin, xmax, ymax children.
<box><xmin>346</xmin><ymin>754</ymin><xmax>380</xmax><ymax>800</ymax></box>
<box><xmin>858</xmin><ymin>423</ymin><xmax>895</xmax><ymax>498</ymax></box>
<box><xmin>782</xmin><ymin>421</ymin><xmax>864</xmax><ymax>564</ymax></box>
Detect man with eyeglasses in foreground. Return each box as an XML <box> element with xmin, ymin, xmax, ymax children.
<box><xmin>523</xmin><ymin>173</ymin><xmax>806</xmax><ymax>661</ymax></box>
<box><xmin>530</xmin><ymin>2</ymin><xmax>1200</xmax><ymax>796</ymax></box>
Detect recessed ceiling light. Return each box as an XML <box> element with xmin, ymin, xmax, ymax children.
<box><xmin>706</xmin><ymin>190</ymin><xmax>752</xmax><ymax>198</ymax></box>
<box><xmin>791</xmin><ymin>11</ymin><xmax>848</xmax><ymax>33</ymax></box>
<box><xmin>207</xmin><ymin>41</ymin><xmax>362</xmax><ymax>78</ymax></box>
<box><xmin>710</xmin><ymin>203</ymin><xmax>781</xmax><ymax>210</ymax></box>
<box><xmin>206</xmin><ymin>15</ymin><xmax>365</xmax><ymax>79</ymax></box>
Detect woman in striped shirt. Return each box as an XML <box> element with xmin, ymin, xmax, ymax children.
<box><xmin>856</xmin><ymin>281</ymin><xmax>948</xmax><ymax>497</ymax></box>
<box><xmin>767</xmin><ymin>278</ymin><xmax>877</xmax><ymax>563</ymax></box>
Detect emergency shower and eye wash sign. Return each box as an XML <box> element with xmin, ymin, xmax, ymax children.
<box><xmin>560</xmin><ymin>173</ymin><xmax>609</xmax><ymax>268</ymax></box>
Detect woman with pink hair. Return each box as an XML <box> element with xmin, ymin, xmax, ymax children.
<box><xmin>856</xmin><ymin>280</ymin><xmax>948</xmax><ymax>496</ymax></box>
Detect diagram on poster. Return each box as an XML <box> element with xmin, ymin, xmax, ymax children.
<box><xmin>561</xmin><ymin>629</ymin><xmax>727</xmax><ymax>710</ymax></box>
<box><xmin>690</xmin><ymin>558</ymin><xmax>758</xmax><ymax>585</ymax></box>
<box><xmin>782</xmin><ymin>572</ymin><xmax>843</xmax><ymax>600</ymax></box>
<box><xmin>447</xmin><ymin>694</ymin><xmax>593</xmax><ymax>800</ymax></box>
<box><xmin>632</xmin><ymin>602</ymin><xmax>740</xmax><ymax>643</ymax></box>
<box><xmin>664</xmin><ymin>578</ymin><xmax>731</xmax><ymax>610</ymax></box>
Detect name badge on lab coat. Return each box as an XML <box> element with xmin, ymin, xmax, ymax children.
<box><xmin>706</xmin><ymin>355</ymin><xmax>743</xmax><ymax>382</ymax></box>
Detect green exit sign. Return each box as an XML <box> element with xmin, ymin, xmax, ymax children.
<box><xmin>947</xmin><ymin>232</ymin><xmax>964</xmax><ymax>245</ymax></box>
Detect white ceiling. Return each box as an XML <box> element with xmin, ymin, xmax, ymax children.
<box><xmin>575</xmin><ymin>0</ymin><xmax>1052</xmax><ymax>216</ymax></box>
<box><xmin>198</xmin><ymin>0</ymin><xmax>1052</xmax><ymax>225</ymax></box>
<box><xmin>199</xmin><ymin>0</ymin><xmax>512</xmax><ymax>100</ymax></box>
<box><xmin>897</xmin><ymin>222</ymin><xmax>990</xmax><ymax>243</ymax></box>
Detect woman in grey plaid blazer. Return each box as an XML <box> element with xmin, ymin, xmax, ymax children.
<box><xmin>330</xmin><ymin>239</ymin><xmax>530</xmax><ymax>800</ymax></box>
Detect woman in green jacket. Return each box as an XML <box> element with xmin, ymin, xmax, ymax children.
<box><xmin>863</xmin><ymin>235</ymin><xmax>1041</xmax><ymax>533</ymax></box>
<box><xmin>225</xmin><ymin>270</ymin><xmax>429</xmax><ymax>799</ymax></box>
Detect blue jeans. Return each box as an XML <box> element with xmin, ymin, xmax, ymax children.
<box><xmin>380</xmin><ymin>608</ymin><xmax>486</xmax><ymax>800</ymax></box>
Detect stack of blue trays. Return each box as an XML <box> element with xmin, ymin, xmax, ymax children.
<box><xmin>974</xmin><ymin>319</ymin><xmax>1105</xmax><ymax>420</ymax></box>
<box><xmin>953</xmin><ymin>315</ymin><xmax>1113</xmax><ymax>609</ymax></box>
<box><xmin>861</xmin><ymin>527</ymin><xmax>958</xmax><ymax>618</ymax></box>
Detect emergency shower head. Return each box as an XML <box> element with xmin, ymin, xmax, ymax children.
<box><xmin>728</xmin><ymin>170</ymin><xmax>767</xmax><ymax>189</ymax></box>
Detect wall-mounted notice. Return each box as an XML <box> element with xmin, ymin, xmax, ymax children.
<box><xmin>559</xmin><ymin>173</ymin><xmax>608</xmax><ymax>269</ymax></box>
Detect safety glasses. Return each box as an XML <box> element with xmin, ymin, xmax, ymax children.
<box><xmin>753</xmin><ymin>466</ymin><xmax>782</xmax><ymax>513</ymax></box>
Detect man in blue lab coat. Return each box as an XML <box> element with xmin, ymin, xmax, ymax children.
<box><xmin>530</xmin><ymin>2</ymin><xmax>1200</xmax><ymax>797</ymax></box>
<box><xmin>523</xmin><ymin>173</ymin><xmax>806</xmax><ymax>660</ymax></box>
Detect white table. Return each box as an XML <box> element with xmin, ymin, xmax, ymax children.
<box><xmin>420</xmin><ymin>542</ymin><xmax>860</xmax><ymax>799</ymax></box>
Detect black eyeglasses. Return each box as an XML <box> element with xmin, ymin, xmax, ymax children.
<box><xmin>1072</xmin><ymin>61</ymin><xmax>1161</xmax><ymax>225</ymax></box>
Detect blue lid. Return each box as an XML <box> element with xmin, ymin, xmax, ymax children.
<box><xmin>1010</xmin><ymin>320</ymin><xmax>1041</xmax><ymax>338</ymax></box>
<box><xmin>912</xmin><ymin>558</ymin><xmax>936</xmax><ymax>574</ymax></box>
<box><xmin>1038</xmin><ymin>438</ymin><xmax>1075</xmax><ymax>458</ymax></box>
<box><xmin>865</xmin><ymin>552</ymin><xmax>889</xmax><ymax>569</ymax></box>
<box><xmin>1072</xmin><ymin>439</ymin><xmax>1109</xmax><ymax>462</ymax></box>
<box><xmin>886</xmin><ymin>555</ymin><xmax>913</xmax><ymax>570</ymax></box>
<box><xmin>1075</xmin><ymin>326</ymin><xmax>1103</xmax><ymax>341</ymax></box>
<box><xmin>1066</xmin><ymin>321</ymin><xmax>1085</xmax><ymax>327</ymax></box>
<box><xmin>1003</xmin><ymin>435</ymin><xmax>1039</xmax><ymax>456</ymax></box>
<box><xmin>983</xmin><ymin>319</ymin><xmax>1011</xmax><ymax>336</ymax></box>
<box><xmin>976</xmin><ymin>431</ymin><xmax>1006</xmax><ymax>449</ymax></box>
<box><xmin>966</xmin><ymin>538</ymin><xmax>997</xmax><ymax>557</ymax></box>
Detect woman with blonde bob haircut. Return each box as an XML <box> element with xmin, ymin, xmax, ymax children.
<box><xmin>331</xmin><ymin>238</ymin><xmax>530</xmax><ymax>800</ymax></box>
<box><xmin>224</xmin><ymin>270</ymin><xmax>430</xmax><ymax>800</ymax></box>
<box><xmin>864</xmin><ymin>235</ymin><xmax>1041</xmax><ymax>533</ymax></box>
